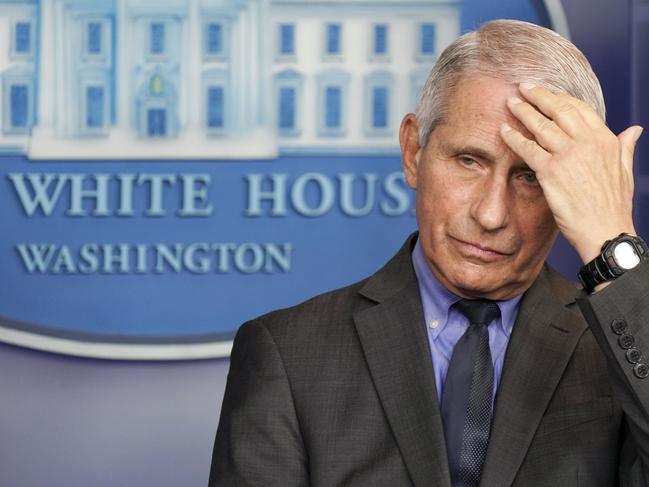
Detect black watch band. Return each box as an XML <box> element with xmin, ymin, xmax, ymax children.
<box><xmin>578</xmin><ymin>233</ymin><xmax>648</xmax><ymax>292</ymax></box>
<box><xmin>578</xmin><ymin>253</ymin><xmax>617</xmax><ymax>292</ymax></box>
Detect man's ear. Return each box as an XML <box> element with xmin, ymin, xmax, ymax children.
<box><xmin>399</xmin><ymin>113</ymin><xmax>422</xmax><ymax>190</ymax></box>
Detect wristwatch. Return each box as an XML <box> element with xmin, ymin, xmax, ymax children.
<box><xmin>578</xmin><ymin>233</ymin><xmax>649</xmax><ymax>292</ymax></box>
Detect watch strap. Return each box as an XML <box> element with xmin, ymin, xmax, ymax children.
<box><xmin>578</xmin><ymin>233</ymin><xmax>648</xmax><ymax>292</ymax></box>
<box><xmin>578</xmin><ymin>252</ymin><xmax>617</xmax><ymax>292</ymax></box>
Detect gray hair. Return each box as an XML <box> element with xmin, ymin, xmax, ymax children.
<box><xmin>415</xmin><ymin>19</ymin><xmax>606</xmax><ymax>147</ymax></box>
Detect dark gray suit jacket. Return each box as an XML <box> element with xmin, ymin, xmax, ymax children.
<box><xmin>209</xmin><ymin>235</ymin><xmax>649</xmax><ymax>486</ymax></box>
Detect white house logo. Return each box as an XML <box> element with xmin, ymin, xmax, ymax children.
<box><xmin>0</xmin><ymin>0</ymin><xmax>566</xmax><ymax>360</ymax></box>
<box><xmin>0</xmin><ymin>0</ymin><xmax>465</xmax><ymax>158</ymax></box>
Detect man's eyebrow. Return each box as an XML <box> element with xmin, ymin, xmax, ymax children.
<box><xmin>440</xmin><ymin>142</ymin><xmax>495</xmax><ymax>161</ymax></box>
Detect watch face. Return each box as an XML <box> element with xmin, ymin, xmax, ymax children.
<box><xmin>614</xmin><ymin>241</ymin><xmax>641</xmax><ymax>269</ymax></box>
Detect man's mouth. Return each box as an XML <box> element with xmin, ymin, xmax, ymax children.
<box><xmin>450</xmin><ymin>237</ymin><xmax>513</xmax><ymax>261</ymax></box>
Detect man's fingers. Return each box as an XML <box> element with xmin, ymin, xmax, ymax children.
<box><xmin>500</xmin><ymin>123</ymin><xmax>551</xmax><ymax>173</ymax></box>
<box><xmin>518</xmin><ymin>84</ymin><xmax>587</xmax><ymax>137</ymax></box>
<box><xmin>506</xmin><ymin>96</ymin><xmax>571</xmax><ymax>153</ymax></box>
<box><xmin>618</xmin><ymin>125</ymin><xmax>643</xmax><ymax>175</ymax></box>
<box><xmin>519</xmin><ymin>83</ymin><xmax>604</xmax><ymax>134</ymax></box>
<box><xmin>553</xmin><ymin>91</ymin><xmax>606</xmax><ymax>130</ymax></box>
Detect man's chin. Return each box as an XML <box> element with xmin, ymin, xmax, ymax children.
<box><xmin>445</xmin><ymin>271</ymin><xmax>524</xmax><ymax>300</ymax></box>
<box><xmin>426</xmin><ymin>250</ymin><xmax>531</xmax><ymax>299</ymax></box>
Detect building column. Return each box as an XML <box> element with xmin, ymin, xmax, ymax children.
<box><xmin>187</xmin><ymin>0</ymin><xmax>201</xmax><ymax>131</ymax></box>
<box><xmin>230</xmin><ymin>6</ymin><xmax>245</xmax><ymax>134</ymax></box>
<box><xmin>256</xmin><ymin>0</ymin><xmax>271</xmax><ymax>127</ymax></box>
<box><xmin>37</xmin><ymin>0</ymin><xmax>56</xmax><ymax>132</ymax></box>
<box><xmin>115</xmin><ymin>0</ymin><xmax>130</xmax><ymax>132</ymax></box>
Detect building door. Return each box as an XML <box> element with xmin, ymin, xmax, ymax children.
<box><xmin>147</xmin><ymin>108</ymin><xmax>166</xmax><ymax>136</ymax></box>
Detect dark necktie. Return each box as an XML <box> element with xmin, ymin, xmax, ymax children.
<box><xmin>441</xmin><ymin>299</ymin><xmax>501</xmax><ymax>487</ymax></box>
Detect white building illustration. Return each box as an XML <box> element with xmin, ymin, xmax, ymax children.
<box><xmin>0</xmin><ymin>0</ymin><xmax>460</xmax><ymax>159</ymax></box>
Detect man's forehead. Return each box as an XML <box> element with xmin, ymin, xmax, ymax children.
<box><xmin>446</xmin><ymin>76</ymin><xmax>518</xmax><ymax>116</ymax></box>
<box><xmin>430</xmin><ymin>76</ymin><xmax>533</xmax><ymax>159</ymax></box>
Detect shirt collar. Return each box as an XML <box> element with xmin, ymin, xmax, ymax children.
<box><xmin>411</xmin><ymin>238</ymin><xmax>522</xmax><ymax>339</ymax></box>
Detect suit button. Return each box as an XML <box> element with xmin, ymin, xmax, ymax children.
<box><xmin>611</xmin><ymin>319</ymin><xmax>628</xmax><ymax>335</ymax></box>
<box><xmin>634</xmin><ymin>363</ymin><xmax>649</xmax><ymax>379</ymax></box>
<box><xmin>626</xmin><ymin>348</ymin><xmax>643</xmax><ymax>364</ymax></box>
<box><xmin>619</xmin><ymin>334</ymin><xmax>635</xmax><ymax>349</ymax></box>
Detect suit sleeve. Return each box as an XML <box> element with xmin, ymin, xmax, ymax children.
<box><xmin>208</xmin><ymin>319</ymin><xmax>308</xmax><ymax>487</ymax></box>
<box><xmin>576</xmin><ymin>259</ymin><xmax>649</xmax><ymax>486</ymax></box>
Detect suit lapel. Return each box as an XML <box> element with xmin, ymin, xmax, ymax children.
<box><xmin>353</xmin><ymin>237</ymin><xmax>586</xmax><ymax>487</ymax></box>
<box><xmin>480</xmin><ymin>267</ymin><xmax>587</xmax><ymax>486</ymax></box>
<box><xmin>353</xmin><ymin>236</ymin><xmax>452</xmax><ymax>487</ymax></box>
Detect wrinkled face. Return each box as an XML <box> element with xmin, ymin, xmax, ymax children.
<box><xmin>401</xmin><ymin>76</ymin><xmax>558</xmax><ymax>300</ymax></box>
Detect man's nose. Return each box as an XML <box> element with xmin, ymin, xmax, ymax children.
<box><xmin>470</xmin><ymin>175</ymin><xmax>510</xmax><ymax>232</ymax></box>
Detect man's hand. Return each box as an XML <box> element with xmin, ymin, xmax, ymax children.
<box><xmin>500</xmin><ymin>83</ymin><xmax>643</xmax><ymax>264</ymax></box>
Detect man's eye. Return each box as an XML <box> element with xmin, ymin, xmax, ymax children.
<box><xmin>521</xmin><ymin>171</ymin><xmax>538</xmax><ymax>183</ymax></box>
<box><xmin>459</xmin><ymin>157</ymin><xmax>476</xmax><ymax>166</ymax></box>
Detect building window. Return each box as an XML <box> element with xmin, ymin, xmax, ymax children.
<box><xmin>325</xmin><ymin>23</ymin><xmax>341</xmax><ymax>55</ymax></box>
<box><xmin>278</xmin><ymin>86</ymin><xmax>295</xmax><ymax>130</ymax></box>
<box><xmin>278</xmin><ymin>23</ymin><xmax>295</xmax><ymax>56</ymax></box>
<box><xmin>11</xmin><ymin>21</ymin><xmax>33</xmax><ymax>58</ymax></box>
<box><xmin>86</xmin><ymin>86</ymin><xmax>105</xmax><ymax>129</ymax></box>
<box><xmin>3</xmin><ymin>77</ymin><xmax>33</xmax><ymax>134</ymax></box>
<box><xmin>203</xmin><ymin>21</ymin><xmax>229</xmax><ymax>60</ymax></box>
<box><xmin>87</xmin><ymin>22</ymin><xmax>102</xmax><ymax>54</ymax></box>
<box><xmin>10</xmin><ymin>84</ymin><xmax>29</xmax><ymax>128</ymax></box>
<box><xmin>203</xmin><ymin>69</ymin><xmax>229</xmax><ymax>134</ymax></box>
<box><xmin>275</xmin><ymin>69</ymin><xmax>303</xmax><ymax>137</ymax></box>
<box><xmin>373</xmin><ymin>24</ymin><xmax>388</xmax><ymax>55</ymax></box>
<box><xmin>420</xmin><ymin>23</ymin><xmax>436</xmax><ymax>55</ymax></box>
<box><xmin>82</xmin><ymin>18</ymin><xmax>111</xmax><ymax>62</ymax></box>
<box><xmin>372</xmin><ymin>86</ymin><xmax>388</xmax><ymax>128</ymax></box>
<box><xmin>364</xmin><ymin>71</ymin><xmax>394</xmax><ymax>135</ymax></box>
<box><xmin>316</xmin><ymin>69</ymin><xmax>349</xmax><ymax>136</ymax></box>
<box><xmin>207</xmin><ymin>86</ymin><xmax>224</xmax><ymax>129</ymax></box>
<box><xmin>80</xmin><ymin>75</ymin><xmax>110</xmax><ymax>136</ymax></box>
<box><xmin>15</xmin><ymin>22</ymin><xmax>31</xmax><ymax>54</ymax></box>
<box><xmin>206</xmin><ymin>23</ymin><xmax>222</xmax><ymax>55</ymax></box>
<box><xmin>150</xmin><ymin>22</ymin><xmax>166</xmax><ymax>55</ymax></box>
<box><xmin>325</xmin><ymin>86</ymin><xmax>341</xmax><ymax>129</ymax></box>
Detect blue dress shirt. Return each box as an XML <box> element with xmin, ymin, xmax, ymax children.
<box><xmin>411</xmin><ymin>239</ymin><xmax>523</xmax><ymax>404</ymax></box>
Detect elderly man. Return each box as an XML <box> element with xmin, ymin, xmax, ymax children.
<box><xmin>210</xmin><ymin>19</ymin><xmax>649</xmax><ymax>486</ymax></box>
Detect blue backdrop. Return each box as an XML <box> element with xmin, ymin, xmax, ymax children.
<box><xmin>0</xmin><ymin>1</ymin><xmax>644</xmax><ymax>485</ymax></box>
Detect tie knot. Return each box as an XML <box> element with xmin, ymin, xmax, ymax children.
<box><xmin>455</xmin><ymin>299</ymin><xmax>500</xmax><ymax>326</ymax></box>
